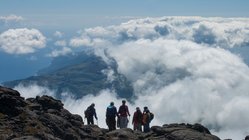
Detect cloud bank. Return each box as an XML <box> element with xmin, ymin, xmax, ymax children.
<box><xmin>14</xmin><ymin>17</ymin><xmax>249</xmax><ymax>139</ymax></box>
<box><xmin>54</xmin><ymin>40</ymin><xmax>67</xmax><ymax>47</ymax></box>
<box><xmin>0</xmin><ymin>28</ymin><xmax>46</xmax><ymax>54</ymax></box>
<box><xmin>70</xmin><ymin>17</ymin><xmax>249</xmax><ymax>48</ymax></box>
<box><xmin>53</xmin><ymin>31</ymin><xmax>64</xmax><ymax>38</ymax></box>
<box><xmin>0</xmin><ymin>15</ymin><xmax>24</xmax><ymax>24</ymax></box>
<box><xmin>48</xmin><ymin>47</ymin><xmax>72</xmax><ymax>57</ymax></box>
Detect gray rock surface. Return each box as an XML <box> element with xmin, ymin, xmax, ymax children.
<box><xmin>0</xmin><ymin>86</ymin><xmax>222</xmax><ymax>140</ymax></box>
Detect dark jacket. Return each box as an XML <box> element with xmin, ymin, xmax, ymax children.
<box><xmin>85</xmin><ymin>106</ymin><xmax>97</xmax><ymax>119</ymax></box>
<box><xmin>106</xmin><ymin>105</ymin><xmax>118</xmax><ymax>118</ymax></box>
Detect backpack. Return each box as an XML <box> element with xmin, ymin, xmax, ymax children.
<box><xmin>149</xmin><ymin>112</ymin><xmax>154</xmax><ymax>122</ymax></box>
<box><xmin>84</xmin><ymin>107</ymin><xmax>91</xmax><ymax>118</ymax></box>
<box><xmin>106</xmin><ymin>106</ymin><xmax>116</xmax><ymax>117</ymax></box>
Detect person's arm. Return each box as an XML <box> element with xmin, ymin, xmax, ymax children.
<box><xmin>115</xmin><ymin>107</ymin><xmax>119</xmax><ymax>117</ymax></box>
<box><xmin>94</xmin><ymin>109</ymin><xmax>98</xmax><ymax>120</ymax></box>
<box><xmin>117</xmin><ymin>106</ymin><xmax>121</xmax><ymax>115</ymax></box>
<box><xmin>132</xmin><ymin>112</ymin><xmax>135</xmax><ymax>124</ymax></box>
<box><xmin>126</xmin><ymin>106</ymin><xmax>130</xmax><ymax>116</ymax></box>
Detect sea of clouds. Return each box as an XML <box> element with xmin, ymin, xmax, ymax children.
<box><xmin>14</xmin><ymin>17</ymin><xmax>249</xmax><ymax>139</ymax></box>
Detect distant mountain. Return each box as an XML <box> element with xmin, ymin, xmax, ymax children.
<box><xmin>3</xmin><ymin>50</ymin><xmax>134</xmax><ymax>99</ymax></box>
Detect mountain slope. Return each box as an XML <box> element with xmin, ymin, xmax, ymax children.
<box><xmin>0</xmin><ymin>86</ymin><xmax>221</xmax><ymax>140</ymax></box>
<box><xmin>3</xmin><ymin>51</ymin><xmax>134</xmax><ymax>99</ymax></box>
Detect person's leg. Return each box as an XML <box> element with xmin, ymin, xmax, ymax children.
<box><xmin>143</xmin><ymin>123</ymin><xmax>149</xmax><ymax>132</ymax></box>
<box><xmin>144</xmin><ymin>123</ymin><xmax>150</xmax><ymax>132</ymax></box>
<box><xmin>120</xmin><ymin>117</ymin><xmax>128</xmax><ymax>128</ymax></box>
<box><xmin>106</xmin><ymin>118</ymin><xmax>111</xmax><ymax>131</ymax></box>
<box><xmin>120</xmin><ymin>117</ymin><xmax>124</xmax><ymax>128</ymax></box>
<box><xmin>133</xmin><ymin>123</ymin><xmax>138</xmax><ymax>130</ymax></box>
<box><xmin>90</xmin><ymin>117</ymin><xmax>94</xmax><ymax>124</ymax></box>
<box><xmin>113</xmin><ymin>118</ymin><xmax>116</xmax><ymax>130</ymax></box>
<box><xmin>87</xmin><ymin>118</ymin><xmax>90</xmax><ymax>125</ymax></box>
<box><xmin>109</xmin><ymin>118</ymin><xmax>115</xmax><ymax>131</ymax></box>
<box><xmin>138</xmin><ymin>123</ymin><xmax>142</xmax><ymax>131</ymax></box>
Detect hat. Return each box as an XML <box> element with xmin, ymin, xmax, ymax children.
<box><xmin>110</xmin><ymin>102</ymin><xmax>114</xmax><ymax>106</ymax></box>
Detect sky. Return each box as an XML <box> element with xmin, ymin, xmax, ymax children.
<box><xmin>1</xmin><ymin>0</ymin><xmax>249</xmax><ymax>29</ymax></box>
<box><xmin>0</xmin><ymin>0</ymin><xmax>248</xmax><ymax>81</ymax></box>
<box><xmin>1</xmin><ymin>1</ymin><xmax>249</xmax><ymax>139</ymax></box>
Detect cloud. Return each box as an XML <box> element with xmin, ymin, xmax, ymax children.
<box><xmin>70</xmin><ymin>17</ymin><xmax>249</xmax><ymax>48</ymax></box>
<box><xmin>54</xmin><ymin>40</ymin><xmax>67</xmax><ymax>47</ymax></box>
<box><xmin>67</xmin><ymin>17</ymin><xmax>249</xmax><ymax>139</ymax></box>
<box><xmin>0</xmin><ymin>28</ymin><xmax>46</xmax><ymax>54</ymax></box>
<box><xmin>0</xmin><ymin>14</ymin><xmax>24</xmax><ymax>23</ymax></box>
<box><xmin>13</xmin><ymin>17</ymin><xmax>249</xmax><ymax>139</ymax></box>
<box><xmin>53</xmin><ymin>31</ymin><xmax>64</xmax><ymax>38</ymax></box>
<box><xmin>48</xmin><ymin>47</ymin><xmax>72</xmax><ymax>57</ymax></box>
<box><xmin>14</xmin><ymin>84</ymin><xmax>56</xmax><ymax>98</ymax></box>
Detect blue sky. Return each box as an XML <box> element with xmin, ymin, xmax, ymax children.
<box><xmin>0</xmin><ymin>0</ymin><xmax>249</xmax><ymax>82</ymax></box>
<box><xmin>1</xmin><ymin>0</ymin><xmax>249</xmax><ymax>17</ymax></box>
<box><xmin>1</xmin><ymin>0</ymin><xmax>249</xmax><ymax>29</ymax></box>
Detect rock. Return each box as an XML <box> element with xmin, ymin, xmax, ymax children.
<box><xmin>0</xmin><ymin>86</ymin><xmax>26</xmax><ymax>117</ymax></box>
<box><xmin>0</xmin><ymin>86</ymin><xmax>20</xmax><ymax>96</ymax></box>
<box><xmin>36</xmin><ymin>95</ymin><xmax>63</xmax><ymax>110</ymax></box>
<box><xmin>151</xmin><ymin>125</ymin><xmax>167</xmax><ymax>136</ymax></box>
<box><xmin>0</xmin><ymin>86</ymin><xmax>222</xmax><ymax>140</ymax></box>
<box><xmin>162</xmin><ymin>123</ymin><xmax>220</xmax><ymax>140</ymax></box>
<box><xmin>106</xmin><ymin>128</ymin><xmax>138</xmax><ymax>140</ymax></box>
<box><xmin>245</xmin><ymin>135</ymin><xmax>249</xmax><ymax>140</ymax></box>
<box><xmin>191</xmin><ymin>123</ymin><xmax>211</xmax><ymax>134</ymax></box>
<box><xmin>11</xmin><ymin>136</ymin><xmax>40</xmax><ymax>140</ymax></box>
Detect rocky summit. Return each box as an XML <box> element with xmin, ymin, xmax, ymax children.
<box><xmin>0</xmin><ymin>86</ymin><xmax>221</xmax><ymax>140</ymax></box>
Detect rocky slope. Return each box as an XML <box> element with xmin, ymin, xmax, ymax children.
<box><xmin>3</xmin><ymin>51</ymin><xmax>134</xmax><ymax>99</ymax></box>
<box><xmin>0</xmin><ymin>86</ymin><xmax>221</xmax><ymax>140</ymax></box>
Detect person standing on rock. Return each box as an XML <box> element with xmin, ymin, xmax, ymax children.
<box><xmin>118</xmin><ymin>100</ymin><xmax>130</xmax><ymax>128</ymax></box>
<box><xmin>106</xmin><ymin>102</ymin><xmax>118</xmax><ymax>131</ymax></box>
<box><xmin>142</xmin><ymin>106</ymin><xmax>152</xmax><ymax>133</ymax></box>
<box><xmin>132</xmin><ymin>107</ymin><xmax>143</xmax><ymax>131</ymax></box>
<box><xmin>84</xmin><ymin>103</ymin><xmax>98</xmax><ymax>125</ymax></box>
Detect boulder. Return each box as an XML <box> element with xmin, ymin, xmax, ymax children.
<box><xmin>0</xmin><ymin>86</ymin><xmax>222</xmax><ymax>140</ymax></box>
<box><xmin>36</xmin><ymin>95</ymin><xmax>63</xmax><ymax>110</ymax></box>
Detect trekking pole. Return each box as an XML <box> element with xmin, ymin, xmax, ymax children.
<box><xmin>97</xmin><ymin>119</ymin><xmax>98</xmax><ymax>126</ymax></box>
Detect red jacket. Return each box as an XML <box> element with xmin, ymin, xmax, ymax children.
<box><xmin>118</xmin><ymin>105</ymin><xmax>130</xmax><ymax>117</ymax></box>
<box><xmin>132</xmin><ymin>111</ymin><xmax>143</xmax><ymax>124</ymax></box>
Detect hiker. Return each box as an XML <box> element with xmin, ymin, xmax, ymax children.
<box><xmin>84</xmin><ymin>103</ymin><xmax>98</xmax><ymax>125</ymax></box>
<box><xmin>106</xmin><ymin>102</ymin><xmax>118</xmax><ymax>131</ymax></box>
<box><xmin>132</xmin><ymin>107</ymin><xmax>143</xmax><ymax>131</ymax></box>
<box><xmin>118</xmin><ymin>100</ymin><xmax>130</xmax><ymax>128</ymax></box>
<box><xmin>142</xmin><ymin>106</ymin><xmax>154</xmax><ymax>133</ymax></box>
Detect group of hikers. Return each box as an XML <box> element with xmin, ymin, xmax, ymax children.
<box><xmin>84</xmin><ymin>100</ymin><xmax>154</xmax><ymax>132</ymax></box>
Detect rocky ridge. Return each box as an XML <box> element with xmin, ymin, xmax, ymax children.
<box><xmin>0</xmin><ymin>86</ymin><xmax>221</xmax><ymax>140</ymax></box>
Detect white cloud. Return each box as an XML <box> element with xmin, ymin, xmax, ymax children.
<box><xmin>0</xmin><ymin>14</ymin><xmax>24</xmax><ymax>23</ymax></box>
<box><xmin>0</xmin><ymin>28</ymin><xmax>46</xmax><ymax>54</ymax></box>
<box><xmin>70</xmin><ymin>17</ymin><xmax>249</xmax><ymax>48</ymax></box>
<box><xmin>13</xmin><ymin>17</ymin><xmax>249</xmax><ymax>139</ymax></box>
<box><xmin>67</xmin><ymin>17</ymin><xmax>249</xmax><ymax>139</ymax></box>
<box><xmin>54</xmin><ymin>40</ymin><xmax>67</xmax><ymax>47</ymax></box>
<box><xmin>53</xmin><ymin>31</ymin><xmax>64</xmax><ymax>38</ymax></box>
<box><xmin>48</xmin><ymin>47</ymin><xmax>72</xmax><ymax>57</ymax></box>
<box><xmin>14</xmin><ymin>84</ymin><xmax>56</xmax><ymax>98</ymax></box>
<box><xmin>70</xmin><ymin>37</ymin><xmax>91</xmax><ymax>47</ymax></box>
